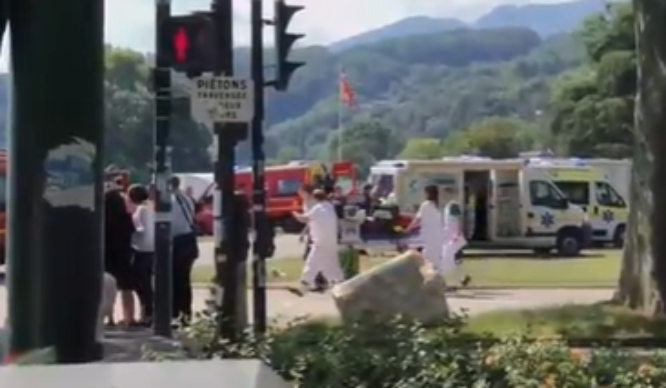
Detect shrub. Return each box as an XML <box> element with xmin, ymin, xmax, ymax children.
<box><xmin>145</xmin><ymin>311</ymin><xmax>666</xmax><ymax>387</ymax></box>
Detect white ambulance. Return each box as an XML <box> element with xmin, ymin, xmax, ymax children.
<box><xmin>368</xmin><ymin>157</ymin><xmax>592</xmax><ymax>256</ymax></box>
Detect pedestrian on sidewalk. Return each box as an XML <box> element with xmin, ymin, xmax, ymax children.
<box><xmin>104</xmin><ymin>188</ymin><xmax>137</xmax><ymax>327</ymax></box>
<box><xmin>288</xmin><ymin>189</ymin><xmax>344</xmax><ymax>296</ymax></box>
<box><xmin>128</xmin><ymin>184</ymin><xmax>155</xmax><ymax>326</ymax></box>
<box><xmin>170</xmin><ymin>176</ymin><xmax>199</xmax><ymax>323</ymax></box>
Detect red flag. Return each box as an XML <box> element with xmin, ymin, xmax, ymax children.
<box><xmin>339</xmin><ymin>71</ymin><xmax>356</xmax><ymax>108</ymax></box>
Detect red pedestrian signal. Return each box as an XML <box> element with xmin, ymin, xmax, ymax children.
<box><xmin>174</xmin><ymin>28</ymin><xmax>190</xmax><ymax>63</ymax></box>
<box><xmin>159</xmin><ymin>13</ymin><xmax>216</xmax><ymax>76</ymax></box>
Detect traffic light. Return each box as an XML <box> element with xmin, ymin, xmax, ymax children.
<box><xmin>273</xmin><ymin>0</ymin><xmax>304</xmax><ymax>91</ymax></box>
<box><xmin>159</xmin><ymin>13</ymin><xmax>216</xmax><ymax>76</ymax></box>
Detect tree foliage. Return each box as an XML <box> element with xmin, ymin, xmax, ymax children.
<box><xmin>266</xmin><ymin>27</ymin><xmax>584</xmax><ymax>160</ymax></box>
<box><xmin>549</xmin><ymin>3</ymin><xmax>635</xmax><ymax>158</ymax></box>
<box><xmin>104</xmin><ymin>46</ymin><xmax>212</xmax><ymax>176</ymax></box>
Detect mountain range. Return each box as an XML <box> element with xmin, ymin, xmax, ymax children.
<box><xmin>329</xmin><ymin>0</ymin><xmax>608</xmax><ymax>52</ymax></box>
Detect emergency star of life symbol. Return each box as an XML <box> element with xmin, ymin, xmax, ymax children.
<box><xmin>540</xmin><ymin>212</ymin><xmax>554</xmax><ymax>228</ymax></box>
<box><xmin>602</xmin><ymin>209</ymin><xmax>614</xmax><ymax>223</ymax></box>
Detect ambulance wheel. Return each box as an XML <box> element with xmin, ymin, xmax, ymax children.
<box><xmin>613</xmin><ymin>225</ymin><xmax>626</xmax><ymax>249</ymax></box>
<box><xmin>556</xmin><ymin>228</ymin><xmax>582</xmax><ymax>257</ymax></box>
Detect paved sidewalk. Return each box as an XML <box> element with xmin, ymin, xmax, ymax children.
<box><xmin>0</xmin><ymin>285</ymin><xmax>614</xmax><ymax>324</ymax></box>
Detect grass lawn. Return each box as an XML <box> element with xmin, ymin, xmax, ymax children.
<box><xmin>465</xmin><ymin>301</ymin><xmax>666</xmax><ymax>339</ymax></box>
<box><xmin>191</xmin><ymin>249</ymin><xmax>622</xmax><ymax>289</ymax></box>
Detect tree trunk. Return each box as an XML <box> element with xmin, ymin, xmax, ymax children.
<box><xmin>615</xmin><ymin>0</ymin><xmax>666</xmax><ymax>315</ymax></box>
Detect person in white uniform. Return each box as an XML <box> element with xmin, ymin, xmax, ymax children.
<box><xmin>441</xmin><ymin>200</ymin><xmax>472</xmax><ymax>287</ymax></box>
<box><xmin>406</xmin><ymin>185</ymin><xmax>444</xmax><ymax>271</ymax></box>
<box><xmin>288</xmin><ymin>189</ymin><xmax>345</xmax><ymax>296</ymax></box>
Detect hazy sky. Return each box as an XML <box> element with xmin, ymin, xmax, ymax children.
<box><xmin>0</xmin><ymin>0</ymin><xmax>567</xmax><ymax>71</ymax></box>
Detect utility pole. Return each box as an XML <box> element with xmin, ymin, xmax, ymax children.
<box><xmin>250</xmin><ymin>0</ymin><xmax>268</xmax><ymax>334</ymax></box>
<box><xmin>211</xmin><ymin>0</ymin><xmax>249</xmax><ymax>338</ymax></box>
<box><xmin>153</xmin><ymin>0</ymin><xmax>174</xmax><ymax>338</ymax></box>
<box><xmin>8</xmin><ymin>0</ymin><xmax>105</xmax><ymax>362</ymax></box>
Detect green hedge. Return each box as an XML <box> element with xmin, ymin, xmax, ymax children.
<box><xmin>150</xmin><ymin>313</ymin><xmax>666</xmax><ymax>387</ymax></box>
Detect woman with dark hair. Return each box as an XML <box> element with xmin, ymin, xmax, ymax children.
<box><xmin>406</xmin><ymin>184</ymin><xmax>444</xmax><ymax>271</ymax></box>
<box><xmin>104</xmin><ymin>188</ymin><xmax>136</xmax><ymax>327</ymax></box>
<box><xmin>128</xmin><ymin>184</ymin><xmax>155</xmax><ymax>326</ymax></box>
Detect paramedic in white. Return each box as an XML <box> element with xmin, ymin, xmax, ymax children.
<box><xmin>290</xmin><ymin>189</ymin><xmax>344</xmax><ymax>295</ymax></box>
<box><xmin>406</xmin><ymin>184</ymin><xmax>445</xmax><ymax>271</ymax></box>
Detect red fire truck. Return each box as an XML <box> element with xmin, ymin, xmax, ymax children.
<box><xmin>196</xmin><ymin>161</ymin><xmax>357</xmax><ymax>234</ymax></box>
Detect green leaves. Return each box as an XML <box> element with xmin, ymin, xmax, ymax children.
<box><xmin>151</xmin><ymin>312</ymin><xmax>666</xmax><ymax>387</ymax></box>
<box><xmin>549</xmin><ymin>3</ymin><xmax>634</xmax><ymax>158</ymax></box>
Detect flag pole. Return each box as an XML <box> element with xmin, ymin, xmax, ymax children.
<box><xmin>337</xmin><ymin>90</ymin><xmax>343</xmax><ymax>162</ymax></box>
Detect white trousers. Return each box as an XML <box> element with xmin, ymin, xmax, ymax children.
<box><xmin>440</xmin><ymin>236</ymin><xmax>467</xmax><ymax>277</ymax></box>
<box><xmin>301</xmin><ymin>242</ymin><xmax>344</xmax><ymax>286</ymax></box>
<box><xmin>421</xmin><ymin>240</ymin><xmax>443</xmax><ymax>271</ymax></box>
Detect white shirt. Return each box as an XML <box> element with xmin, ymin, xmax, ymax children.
<box><xmin>305</xmin><ymin>201</ymin><xmax>338</xmax><ymax>245</ymax></box>
<box><xmin>171</xmin><ymin>191</ymin><xmax>196</xmax><ymax>237</ymax></box>
<box><xmin>302</xmin><ymin>197</ymin><xmax>316</xmax><ymax>213</ymax></box>
<box><xmin>416</xmin><ymin>200</ymin><xmax>443</xmax><ymax>242</ymax></box>
<box><xmin>132</xmin><ymin>203</ymin><xmax>155</xmax><ymax>252</ymax></box>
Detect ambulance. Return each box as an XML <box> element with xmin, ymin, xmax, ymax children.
<box><xmin>526</xmin><ymin>158</ymin><xmax>628</xmax><ymax>247</ymax></box>
<box><xmin>368</xmin><ymin>157</ymin><xmax>592</xmax><ymax>256</ymax></box>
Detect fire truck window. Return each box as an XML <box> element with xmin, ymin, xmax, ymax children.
<box><xmin>336</xmin><ymin>176</ymin><xmax>354</xmax><ymax>195</ymax></box>
<box><xmin>276</xmin><ymin>179</ymin><xmax>302</xmax><ymax>197</ymax></box>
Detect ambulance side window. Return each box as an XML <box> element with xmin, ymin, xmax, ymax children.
<box><xmin>595</xmin><ymin>181</ymin><xmax>625</xmax><ymax>207</ymax></box>
<box><xmin>529</xmin><ymin>180</ymin><xmax>566</xmax><ymax>208</ymax></box>
<box><xmin>554</xmin><ymin>181</ymin><xmax>589</xmax><ymax>205</ymax></box>
<box><xmin>275</xmin><ymin>179</ymin><xmax>302</xmax><ymax>197</ymax></box>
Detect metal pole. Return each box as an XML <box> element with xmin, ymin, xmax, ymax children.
<box><xmin>250</xmin><ymin>0</ymin><xmax>268</xmax><ymax>334</ymax></box>
<box><xmin>8</xmin><ymin>0</ymin><xmax>104</xmax><ymax>362</ymax></box>
<box><xmin>211</xmin><ymin>0</ymin><xmax>248</xmax><ymax>338</ymax></box>
<box><xmin>153</xmin><ymin>0</ymin><xmax>174</xmax><ymax>338</ymax></box>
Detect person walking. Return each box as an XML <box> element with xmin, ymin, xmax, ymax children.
<box><xmin>170</xmin><ymin>176</ymin><xmax>199</xmax><ymax>323</ymax></box>
<box><xmin>440</xmin><ymin>199</ymin><xmax>471</xmax><ymax>287</ymax></box>
<box><xmin>104</xmin><ymin>188</ymin><xmax>136</xmax><ymax>327</ymax></box>
<box><xmin>405</xmin><ymin>185</ymin><xmax>445</xmax><ymax>271</ymax></box>
<box><xmin>288</xmin><ymin>189</ymin><xmax>344</xmax><ymax>296</ymax></box>
<box><xmin>296</xmin><ymin>184</ymin><xmax>328</xmax><ymax>290</ymax></box>
<box><xmin>128</xmin><ymin>184</ymin><xmax>155</xmax><ymax>326</ymax></box>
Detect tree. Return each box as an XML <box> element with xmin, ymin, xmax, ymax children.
<box><xmin>441</xmin><ymin>117</ymin><xmax>540</xmax><ymax>158</ymax></box>
<box><xmin>550</xmin><ymin>3</ymin><xmax>635</xmax><ymax>158</ymax></box>
<box><xmin>327</xmin><ymin>119</ymin><xmax>400</xmax><ymax>175</ymax></box>
<box><xmin>398</xmin><ymin>138</ymin><xmax>442</xmax><ymax>159</ymax></box>
<box><xmin>614</xmin><ymin>0</ymin><xmax>666</xmax><ymax>315</ymax></box>
<box><xmin>104</xmin><ymin>46</ymin><xmax>212</xmax><ymax>175</ymax></box>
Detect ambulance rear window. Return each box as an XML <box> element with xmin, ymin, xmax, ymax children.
<box><xmin>371</xmin><ymin>174</ymin><xmax>394</xmax><ymax>198</ymax></box>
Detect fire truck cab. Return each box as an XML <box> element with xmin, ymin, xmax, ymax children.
<box><xmin>197</xmin><ymin>160</ymin><xmax>357</xmax><ymax>234</ymax></box>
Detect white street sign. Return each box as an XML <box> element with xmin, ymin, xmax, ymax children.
<box><xmin>190</xmin><ymin>75</ymin><xmax>254</xmax><ymax>125</ymax></box>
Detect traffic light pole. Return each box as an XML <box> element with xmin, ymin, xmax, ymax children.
<box><xmin>8</xmin><ymin>0</ymin><xmax>104</xmax><ymax>362</ymax></box>
<box><xmin>211</xmin><ymin>0</ymin><xmax>248</xmax><ymax>339</ymax></box>
<box><xmin>153</xmin><ymin>0</ymin><xmax>174</xmax><ymax>338</ymax></box>
<box><xmin>250</xmin><ymin>0</ymin><xmax>268</xmax><ymax>334</ymax></box>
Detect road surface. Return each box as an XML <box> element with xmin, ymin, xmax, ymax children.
<box><xmin>0</xmin><ymin>286</ymin><xmax>613</xmax><ymax>324</ymax></box>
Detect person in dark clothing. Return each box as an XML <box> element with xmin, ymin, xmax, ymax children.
<box><xmin>104</xmin><ymin>189</ymin><xmax>136</xmax><ymax>327</ymax></box>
